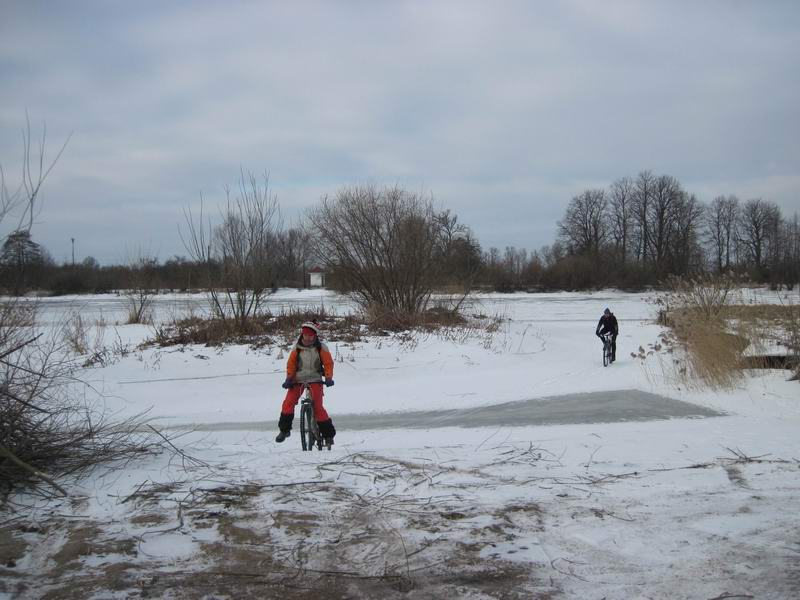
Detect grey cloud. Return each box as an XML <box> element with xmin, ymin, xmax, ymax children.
<box><xmin>1</xmin><ymin>1</ymin><xmax>798</xmax><ymax>264</ymax></box>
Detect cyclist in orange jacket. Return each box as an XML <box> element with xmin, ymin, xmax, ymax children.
<box><xmin>275</xmin><ymin>321</ymin><xmax>336</xmax><ymax>445</ymax></box>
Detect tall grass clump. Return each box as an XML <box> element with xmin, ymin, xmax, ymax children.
<box><xmin>655</xmin><ymin>275</ymin><xmax>800</xmax><ymax>387</ymax></box>
<box><xmin>656</xmin><ymin>274</ymin><xmax>747</xmax><ymax>389</ymax></box>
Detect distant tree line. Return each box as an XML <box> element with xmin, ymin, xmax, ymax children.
<box><xmin>0</xmin><ymin>232</ymin><xmax>315</xmax><ymax>296</ymax></box>
<box><xmin>474</xmin><ymin>171</ymin><xmax>798</xmax><ymax>291</ymax></box>
<box><xmin>2</xmin><ymin>170</ymin><xmax>797</xmax><ymax>298</ymax></box>
<box><xmin>547</xmin><ymin>170</ymin><xmax>798</xmax><ymax>289</ymax></box>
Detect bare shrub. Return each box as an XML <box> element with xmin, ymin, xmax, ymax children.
<box><xmin>363</xmin><ymin>301</ymin><xmax>467</xmax><ymax>333</ymax></box>
<box><xmin>181</xmin><ymin>170</ymin><xmax>281</xmax><ymax>330</ymax></box>
<box><xmin>1</xmin><ymin>301</ymin><xmax>157</xmax><ymax>499</ymax></box>
<box><xmin>124</xmin><ymin>250</ymin><xmax>159</xmax><ymax>324</ymax></box>
<box><xmin>0</xmin><ymin>120</ymin><xmax>159</xmax><ymax>499</ymax></box>
<box><xmin>658</xmin><ymin>273</ymin><xmax>741</xmax><ymax>323</ymax></box>
<box><xmin>306</xmin><ymin>184</ymin><xmax>474</xmax><ymax>319</ymax></box>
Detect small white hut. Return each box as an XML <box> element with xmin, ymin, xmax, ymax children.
<box><xmin>307</xmin><ymin>266</ymin><xmax>326</xmax><ymax>288</ymax></box>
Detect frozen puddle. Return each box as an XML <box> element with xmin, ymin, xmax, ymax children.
<box><xmin>174</xmin><ymin>389</ymin><xmax>726</xmax><ymax>431</ymax></box>
<box><xmin>335</xmin><ymin>389</ymin><xmax>725</xmax><ymax>429</ymax></box>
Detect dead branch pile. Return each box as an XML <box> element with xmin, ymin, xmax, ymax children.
<box><xmin>1</xmin><ymin>299</ymin><xmax>158</xmax><ymax>502</ymax></box>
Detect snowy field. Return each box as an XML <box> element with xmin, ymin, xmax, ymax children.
<box><xmin>2</xmin><ymin>289</ymin><xmax>799</xmax><ymax>599</ymax></box>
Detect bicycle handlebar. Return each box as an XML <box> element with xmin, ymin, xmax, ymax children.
<box><xmin>286</xmin><ymin>380</ymin><xmax>328</xmax><ymax>388</ymax></box>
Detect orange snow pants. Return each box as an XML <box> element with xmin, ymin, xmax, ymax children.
<box><xmin>280</xmin><ymin>382</ymin><xmax>330</xmax><ymax>422</ymax></box>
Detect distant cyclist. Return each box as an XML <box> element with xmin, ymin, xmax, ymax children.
<box><xmin>596</xmin><ymin>307</ymin><xmax>619</xmax><ymax>362</ymax></box>
<box><xmin>275</xmin><ymin>321</ymin><xmax>336</xmax><ymax>445</ymax></box>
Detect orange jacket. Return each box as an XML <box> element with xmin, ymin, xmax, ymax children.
<box><xmin>286</xmin><ymin>339</ymin><xmax>334</xmax><ymax>383</ymax></box>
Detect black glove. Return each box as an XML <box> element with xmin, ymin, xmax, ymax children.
<box><xmin>282</xmin><ymin>378</ymin><xmax>294</xmax><ymax>389</ymax></box>
<box><xmin>324</xmin><ymin>378</ymin><xmax>334</xmax><ymax>387</ymax></box>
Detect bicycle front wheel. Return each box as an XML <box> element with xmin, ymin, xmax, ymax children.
<box><xmin>300</xmin><ymin>404</ymin><xmax>313</xmax><ymax>451</ymax></box>
<box><xmin>603</xmin><ymin>341</ymin><xmax>610</xmax><ymax>367</ymax></box>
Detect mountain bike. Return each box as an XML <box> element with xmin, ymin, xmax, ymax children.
<box><xmin>601</xmin><ymin>333</ymin><xmax>614</xmax><ymax>367</ymax></box>
<box><xmin>299</xmin><ymin>385</ymin><xmax>331</xmax><ymax>451</ymax></box>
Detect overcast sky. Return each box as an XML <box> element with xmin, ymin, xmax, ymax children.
<box><xmin>1</xmin><ymin>1</ymin><xmax>798</xmax><ymax>265</ymax></box>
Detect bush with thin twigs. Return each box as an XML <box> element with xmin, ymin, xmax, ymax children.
<box><xmin>0</xmin><ymin>119</ymin><xmax>161</xmax><ymax>500</ymax></box>
<box><xmin>656</xmin><ymin>273</ymin><xmax>741</xmax><ymax>324</ymax></box>
<box><xmin>62</xmin><ymin>312</ymin><xmax>108</xmax><ymax>356</ymax></box>
<box><xmin>363</xmin><ymin>301</ymin><xmax>467</xmax><ymax>333</ymax></box>
<box><xmin>62</xmin><ymin>311</ymin><xmax>90</xmax><ymax>354</ymax></box>
<box><xmin>125</xmin><ymin>289</ymin><xmax>155</xmax><ymax>325</ymax></box>
<box><xmin>1</xmin><ymin>299</ymin><xmax>159</xmax><ymax>501</ymax></box>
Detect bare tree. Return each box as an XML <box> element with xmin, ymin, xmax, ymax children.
<box><xmin>609</xmin><ymin>177</ymin><xmax>635</xmax><ymax>265</ymax></box>
<box><xmin>182</xmin><ymin>170</ymin><xmax>281</xmax><ymax>328</ymax></box>
<box><xmin>274</xmin><ymin>227</ymin><xmax>313</xmax><ymax>288</ymax></box>
<box><xmin>434</xmin><ymin>209</ymin><xmax>482</xmax><ymax>291</ymax></box>
<box><xmin>704</xmin><ymin>195</ymin><xmax>739</xmax><ymax>273</ymax></box>
<box><xmin>785</xmin><ymin>213</ymin><xmax>800</xmax><ymax>288</ymax></box>
<box><xmin>669</xmin><ymin>192</ymin><xmax>705</xmax><ymax>274</ymax></box>
<box><xmin>306</xmin><ymin>184</ymin><xmax>449</xmax><ymax>318</ymax></box>
<box><xmin>0</xmin><ymin>120</ymin><xmax>157</xmax><ymax>498</ymax></box>
<box><xmin>1</xmin><ymin>117</ymin><xmax>69</xmax><ymax>294</ymax></box>
<box><xmin>645</xmin><ymin>174</ymin><xmax>683</xmax><ymax>272</ymax></box>
<box><xmin>1</xmin><ymin>230</ymin><xmax>47</xmax><ymax>294</ymax></box>
<box><xmin>557</xmin><ymin>189</ymin><xmax>608</xmax><ymax>256</ymax></box>
<box><xmin>503</xmin><ymin>246</ymin><xmax>528</xmax><ymax>288</ymax></box>
<box><xmin>632</xmin><ymin>170</ymin><xmax>657</xmax><ymax>264</ymax></box>
<box><xmin>123</xmin><ymin>248</ymin><xmax>159</xmax><ymax>324</ymax></box>
<box><xmin>1</xmin><ymin>115</ymin><xmax>70</xmax><ymax>232</ymax></box>
<box><xmin>737</xmin><ymin>198</ymin><xmax>777</xmax><ymax>275</ymax></box>
<box><xmin>764</xmin><ymin>203</ymin><xmax>784</xmax><ymax>286</ymax></box>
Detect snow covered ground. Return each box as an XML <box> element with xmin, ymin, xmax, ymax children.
<box><xmin>2</xmin><ymin>289</ymin><xmax>799</xmax><ymax>599</ymax></box>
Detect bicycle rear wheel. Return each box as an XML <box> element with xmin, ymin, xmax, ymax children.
<box><xmin>300</xmin><ymin>403</ymin><xmax>313</xmax><ymax>451</ymax></box>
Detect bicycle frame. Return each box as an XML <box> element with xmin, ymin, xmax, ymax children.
<box><xmin>298</xmin><ymin>385</ymin><xmax>330</xmax><ymax>451</ymax></box>
<box><xmin>602</xmin><ymin>333</ymin><xmax>613</xmax><ymax>367</ymax></box>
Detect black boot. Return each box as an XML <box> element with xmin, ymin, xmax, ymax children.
<box><xmin>318</xmin><ymin>419</ymin><xmax>336</xmax><ymax>445</ymax></box>
<box><xmin>276</xmin><ymin>413</ymin><xmax>293</xmax><ymax>443</ymax></box>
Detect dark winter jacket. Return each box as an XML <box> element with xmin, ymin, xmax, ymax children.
<box><xmin>596</xmin><ymin>314</ymin><xmax>619</xmax><ymax>337</ymax></box>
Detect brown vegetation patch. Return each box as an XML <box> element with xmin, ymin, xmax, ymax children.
<box><xmin>148</xmin><ymin>302</ymin><xmax>475</xmax><ymax>349</ymax></box>
<box><xmin>50</xmin><ymin>524</ymin><xmax>137</xmax><ymax>572</ymax></box>
<box><xmin>149</xmin><ymin>306</ymin><xmax>366</xmax><ymax>348</ymax></box>
<box><xmin>129</xmin><ymin>513</ymin><xmax>169</xmax><ymax>527</ymax></box>
<box><xmin>216</xmin><ymin>518</ymin><xmax>270</xmax><ymax>546</ymax></box>
<box><xmin>0</xmin><ymin>526</ymin><xmax>28</xmax><ymax>568</ymax></box>
<box><xmin>658</xmin><ymin>311</ymin><xmax>751</xmax><ymax>389</ymax></box>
